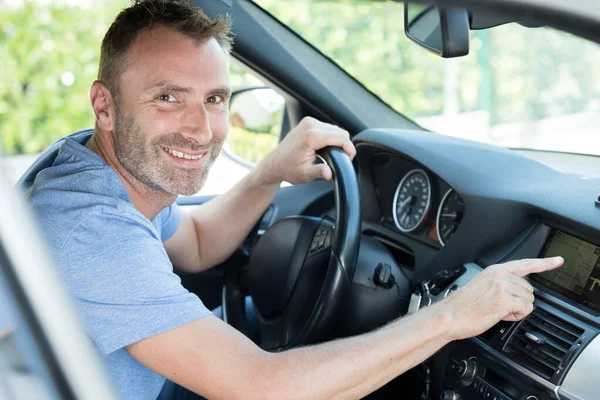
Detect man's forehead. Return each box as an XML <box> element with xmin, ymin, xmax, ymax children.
<box><xmin>122</xmin><ymin>27</ymin><xmax>230</xmax><ymax>92</ymax></box>
<box><xmin>129</xmin><ymin>25</ymin><xmax>227</xmax><ymax>59</ymax></box>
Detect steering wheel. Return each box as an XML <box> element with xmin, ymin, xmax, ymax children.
<box><xmin>222</xmin><ymin>147</ymin><xmax>361</xmax><ymax>351</ymax></box>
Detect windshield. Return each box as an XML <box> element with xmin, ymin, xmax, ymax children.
<box><xmin>255</xmin><ymin>0</ymin><xmax>600</xmax><ymax>156</ymax></box>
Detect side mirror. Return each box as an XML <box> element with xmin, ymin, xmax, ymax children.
<box><xmin>226</xmin><ymin>87</ymin><xmax>286</xmax><ymax>165</ymax></box>
<box><xmin>404</xmin><ymin>3</ymin><xmax>470</xmax><ymax>58</ymax></box>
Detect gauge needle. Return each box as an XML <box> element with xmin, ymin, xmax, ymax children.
<box><xmin>399</xmin><ymin>196</ymin><xmax>412</xmax><ymax>209</ymax></box>
<box><xmin>441</xmin><ymin>212</ymin><xmax>458</xmax><ymax>219</ymax></box>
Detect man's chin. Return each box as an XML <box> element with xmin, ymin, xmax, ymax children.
<box><xmin>161</xmin><ymin>175</ymin><xmax>209</xmax><ymax>197</ymax></box>
<box><xmin>153</xmin><ymin>158</ymin><xmax>214</xmax><ymax>196</ymax></box>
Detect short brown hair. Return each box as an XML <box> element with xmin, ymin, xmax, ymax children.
<box><xmin>98</xmin><ymin>0</ymin><xmax>233</xmax><ymax>97</ymax></box>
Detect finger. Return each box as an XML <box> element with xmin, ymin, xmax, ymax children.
<box><xmin>503</xmin><ymin>297</ymin><xmax>534</xmax><ymax>321</ymax></box>
<box><xmin>500</xmin><ymin>280</ymin><xmax>535</xmax><ymax>303</ymax></box>
<box><xmin>502</xmin><ymin>274</ymin><xmax>535</xmax><ymax>295</ymax></box>
<box><xmin>307</xmin><ymin>129</ymin><xmax>356</xmax><ymax>160</ymax></box>
<box><xmin>302</xmin><ymin>163</ymin><xmax>332</xmax><ymax>182</ymax></box>
<box><xmin>501</xmin><ymin>257</ymin><xmax>564</xmax><ymax>277</ymax></box>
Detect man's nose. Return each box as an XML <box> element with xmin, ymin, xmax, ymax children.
<box><xmin>180</xmin><ymin>103</ymin><xmax>212</xmax><ymax>145</ymax></box>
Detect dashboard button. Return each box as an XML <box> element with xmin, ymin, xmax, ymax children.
<box><xmin>440</xmin><ymin>390</ymin><xmax>462</xmax><ymax>400</ymax></box>
<box><xmin>450</xmin><ymin>360</ymin><xmax>459</xmax><ymax>372</ymax></box>
<box><xmin>477</xmin><ymin>382</ymin><xmax>488</xmax><ymax>397</ymax></box>
<box><xmin>484</xmin><ymin>388</ymin><xmax>501</xmax><ymax>400</ymax></box>
<box><xmin>457</xmin><ymin>359</ymin><xmax>478</xmax><ymax>386</ymax></box>
<box><xmin>472</xmin><ymin>379</ymin><xmax>480</xmax><ymax>391</ymax></box>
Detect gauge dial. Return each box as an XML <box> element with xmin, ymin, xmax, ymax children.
<box><xmin>436</xmin><ymin>189</ymin><xmax>465</xmax><ymax>246</ymax></box>
<box><xmin>392</xmin><ymin>169</ymin><xmax>432</xmax><ymax>233</ymax></box>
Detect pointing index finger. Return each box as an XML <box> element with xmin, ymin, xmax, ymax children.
<box><xmin>503</xmin><ymin>257</ymin><xmax>564</xmax><ymax>277</ymax></box>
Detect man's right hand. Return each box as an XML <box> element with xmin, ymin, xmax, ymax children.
<box><xmin>442</xmin><ymin>256</ymin><xmax>564</xmax><ymax>341</ymax></box>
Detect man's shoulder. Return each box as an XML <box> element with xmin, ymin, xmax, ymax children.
<box><xmin>18</xmin><ymin>129</ymin><xmax>95</xmax><ymax>188</ymax></box>
<box><xmin>17</xmin><ymin>129</ymin><xmax>156</xmax><ymax>255</ymax></box>
<box><xmin>23</xmin><ymin>129</ymin><xmax>127</xmax><ymax>200</ymax></box>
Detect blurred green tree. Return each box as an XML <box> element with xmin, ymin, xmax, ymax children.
<box><xmin>2</xmin><ymin>0</ymin><xmax>599</xmax><ymax>156</ymax></box>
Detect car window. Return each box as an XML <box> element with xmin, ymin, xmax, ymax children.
<box><xmin>255</xmin><ymin>0</ymin><xmax>600</xmax><ymax>157</ymax></box>
<box><xmin>0</xmin><ymin>0</ymin><xmax>283</xmax><ymax>195</ymax></box>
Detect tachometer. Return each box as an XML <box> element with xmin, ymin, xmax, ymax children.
<box><xmin>392</xmin><ymin>169</ymin><xmax>431</xmax><ymax>233</ymax></box>
<box><xmin>436</xmin><ymin>189</ymin><xmax>465</xmax><ymax>246</ymax></box>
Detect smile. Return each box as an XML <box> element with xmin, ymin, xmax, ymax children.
<box><xmin>163</xmin><ymin>147</ymin><xmax>205</xmax><ymax>160</ymax></box>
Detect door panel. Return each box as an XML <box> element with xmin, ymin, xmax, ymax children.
<box><xmin>174</xmin><ymin>180</ymin><xmax>334</xmax><ymax>309</ymax></box>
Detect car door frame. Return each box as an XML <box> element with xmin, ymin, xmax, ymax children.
<box><xmin>0</xmin><ymin>173</ymin><xmax>117</xmax><ymax>400</ymax></box>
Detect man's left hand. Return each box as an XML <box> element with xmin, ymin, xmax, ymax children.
<box><xmin>256</xmin><ymin>117</ymin><xmax>356</xmax><ymax>186</ymax></box>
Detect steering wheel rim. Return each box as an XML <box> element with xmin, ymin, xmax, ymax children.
<box><xmin>224</xmin><ymin>146</ymin><xmax>361</xmax><ymax>350</ymax></box>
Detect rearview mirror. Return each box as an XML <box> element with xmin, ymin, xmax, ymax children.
<box><xmin>404</xmin><ymin>3</ymin><xmax>470</xmax><ymax>58</ymax></box>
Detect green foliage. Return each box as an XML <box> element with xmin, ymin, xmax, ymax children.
<box><xmin>0</xmin><ymin>1</ymin><xmax>126</xmax><ymax>155</ymax></box>
<box><xmin>256</xmin><ymin>0</ymin><xmax>600</xmax><ymax>125</ymax></box>
<box><xmin>228</xmin><ymin>126</ymin><xmax>278</xmax><ymax>164</ymax></box>
<box><xmin>2</xmin><ymin>0</ymin><xmax>600</xmax><ymax>157</ymax></box>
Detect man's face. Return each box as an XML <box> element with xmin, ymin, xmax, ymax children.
<box><xmin>112</xmin><ymin>27</ymin><xmax>230</xmax><ymax>196</ymax></box>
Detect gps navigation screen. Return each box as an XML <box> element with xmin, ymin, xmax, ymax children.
<box><xmin>532</xmin><ymin>228</ymin><xmax>600</xmax><ymax>313</ymax></box>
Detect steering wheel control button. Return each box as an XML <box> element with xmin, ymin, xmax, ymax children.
<box><xmin>309</xmin><ymin>225</ymin><xmax>333</xmax><ymax>255</ymax></box>
<box><xmin>310</xmin><ymin>240</ymin><xmax>319</xmax><ymax>252</ymax></box>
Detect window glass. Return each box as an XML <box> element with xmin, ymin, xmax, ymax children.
<box><xmin>256</xmin><ymin>0</ymin><xmax>600</xmax><ymax>156</ymax></box>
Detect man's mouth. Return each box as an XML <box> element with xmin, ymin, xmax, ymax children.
<box><xmin>163</xmin><ymin>147</ymin><xmax>206</xmax><ymax>161</ymax></box>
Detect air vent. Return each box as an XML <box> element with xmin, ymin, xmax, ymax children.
<box><xmin>504</xmin><ymin>307</ymin><xmax>584</xmax><ymax>381</ymax></box>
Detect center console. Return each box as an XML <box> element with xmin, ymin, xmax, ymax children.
<box><xmin>443</xmin><ymin>339</ymin><xmax>554</xmax><ymax>400</ymax></box>
<box><xmin>430</xmin><ymin>221</ymin><xmax>600</xmax><ymax>400</ymax></box>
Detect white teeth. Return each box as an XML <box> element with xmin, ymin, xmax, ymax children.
<box><xmin>165</xmin><ymin>147</ymin><xmax>204</xmax><ymax>160</ymax></box>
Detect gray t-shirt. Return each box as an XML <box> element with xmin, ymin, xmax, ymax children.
<box><xmin>18</xmin><ymin>129</ymin><xmax>211</xmax><ymax>399</ymax></box>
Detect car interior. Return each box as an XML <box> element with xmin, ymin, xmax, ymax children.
<box><xmin>175</xmin><ymin>1</ymin><xmax>600</xmax><ymax>399</ymax></box>
<box><xmin>1</xmin><ymin>0</ymin><xmax>600</xmax><ymax>399</ymax></box>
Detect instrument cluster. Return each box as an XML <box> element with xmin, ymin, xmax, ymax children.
<box><xmin>370</xmin><ymin>154</ymin><xmax>464</xmax><ymax>247</ymax></box>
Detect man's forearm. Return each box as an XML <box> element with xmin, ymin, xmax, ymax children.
<box><xmin>190</xmin><ymin>162</ymin><xmax>279</xmax><ymax>270</ymax></box>
<box><xmin>262</xmin><ymin>304</ymin><xmax>454</xmax><ymax>400</ymax></box>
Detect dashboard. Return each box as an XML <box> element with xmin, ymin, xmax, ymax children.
<box><xmin>350</xmin><ymin>129</ymin><xmax>600</xmax><ymax>400</ymax></box>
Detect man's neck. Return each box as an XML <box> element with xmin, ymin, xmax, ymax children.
<box><xmin>86</xmin><ymin>132</ymin><xmax>176</xmax><ymax>221</ymax></box>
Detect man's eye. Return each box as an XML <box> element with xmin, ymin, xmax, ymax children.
<box><xmin>157</xmin><ymin>94</ymin><xmax>177</xmax><ymax>103</ymax></box>
<box><xmin>206</xmin><ymin>95</ymin><xmax>224</xmax><ymax>105</ymax></box>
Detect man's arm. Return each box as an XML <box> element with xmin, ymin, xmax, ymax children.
<box><xmin>164</xmin><ymin>117</ymin><xmax>356</xmax><ymax>273</ymax></box>
<box><xmin>162</xmin><ymin>168</ymin><xmax>279</xmax><ymax>273</ymax></box>
<box><xmin>126</xmin><ymin>257</ymin><xmax>564</xmax><ymax>399</ymax></box>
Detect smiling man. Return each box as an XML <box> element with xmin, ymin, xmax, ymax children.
<box><xmin>18</xmin><ymin>1</ymin><xmax>564</xmax><ymax>399</ymax></box>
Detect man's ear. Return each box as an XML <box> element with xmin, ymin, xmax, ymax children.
<box><xmin>90</xmin><ymin>81</ymin><xmax>116</xmax><ymax>132</ymax></box>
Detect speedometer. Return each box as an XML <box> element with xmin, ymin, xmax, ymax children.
<box><xmin>392</xmin><ymin>169</ymin><xmax>432</xmax><ymax>233</ymax></box>
<box><xmin>436</xmin><ymin>189</ymin><xmax>465</xmax><ymax>246</ymax></box>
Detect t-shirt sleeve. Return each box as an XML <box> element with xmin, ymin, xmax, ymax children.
<box><xmin>58</xmin><ymin>209</ymin><xmax>210</xmax><ymax>356</ymax></box>
<box><xmin>158</xmin><ymin>203</ymin><xmax>181</xmax><ymax>242</ymax></box>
